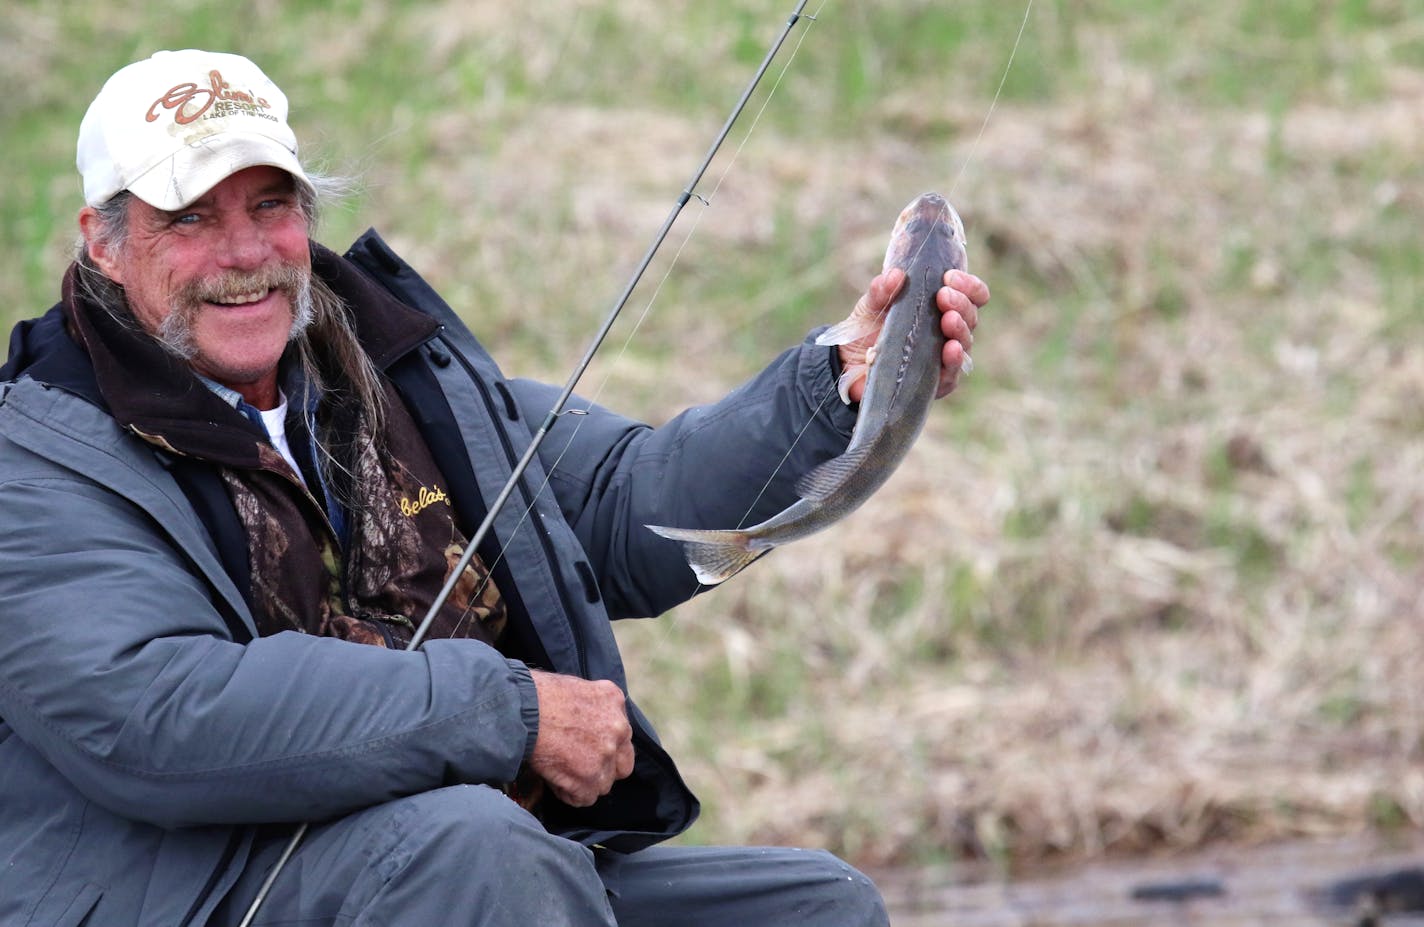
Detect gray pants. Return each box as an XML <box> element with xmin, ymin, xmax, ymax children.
<box><xmin>210</xmin><ymin>785</ymin><xmax>888</xmax><ymax>926</ymax></box>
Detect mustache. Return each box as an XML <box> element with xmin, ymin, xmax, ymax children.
<box><xmin>174</xmin><ymin>263</ymin><xmax>309</xmax><ymax>307</ymax></box>
<box><xmin>155</xmin><ymin>263</ymin><xmax>315</xmax><ymax>362</ymax></box>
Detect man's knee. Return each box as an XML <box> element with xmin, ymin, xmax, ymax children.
<box><xmin>215</xmin><ymin>785</ymin><xmax>612</xmax><ymax>926</ymax></box>
<box><xmin>336</xmin><ymin>785</ymin><xmax>548</xmax><ymax>886</ymax></box>
<box><xmin>405</xmin><ymin>784</ymin><xmax>539</xmax><ymax>845</ymax></box>
<box><xmin>801</xmin><ymin>849</ymin><xmax>889</xmax><ymax>927</ymax></box>
<box><xmin>398</xmin><ymin>785</ymin><xmax>581</xmax><ymax>874</ymax></box>
<box><xmin>607</xmin><ymin>844</ymin><xmax>890</xmax><ymax>927</ymax></box>
<box><xmin>371</xmin><ymin>786</ymin><xmax>614</xmax><ymax>924</ymax></box>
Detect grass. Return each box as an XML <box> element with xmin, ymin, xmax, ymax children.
<box><xmin>5</xmin><ymin>0</ymin><xmax>1424</xmax><ymax>876</ymax></box>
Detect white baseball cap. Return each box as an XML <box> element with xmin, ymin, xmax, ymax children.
<box><xmin>77</xmin><ymin>49</ymin><xmax>313</xmax><ymax>210</ymax></box>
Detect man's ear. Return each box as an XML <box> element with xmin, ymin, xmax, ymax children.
<box><xmin>77</xmin><ymin>206</ymin><xmax>125</xmax><ymax>285</ymax></box>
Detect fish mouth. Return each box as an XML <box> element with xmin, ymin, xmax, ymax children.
<box><xmin>884</xmin><ymin>192</ymin><xmax>964</xmax><ymax>270</ymax></box>
<box><xmin>905</xmin><ymin>191</ymin><xmax>948</xmax><ymax>221</ymax></box>
<box><xmin>907</xmin><ymin>192</ymin><xmax>961</xmax><ymax>237</ymax></box>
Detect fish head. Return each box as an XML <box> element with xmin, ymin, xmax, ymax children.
<box><xmin>883</xmin><ymin>192</ymin><xmax>968</xmax><ymax>274</ymax></box>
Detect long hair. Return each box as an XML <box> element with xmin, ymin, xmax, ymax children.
<box><xmin>74</xmin><ymin>171</ymin><xmax>389</xmax><ymax>507</ymax></box>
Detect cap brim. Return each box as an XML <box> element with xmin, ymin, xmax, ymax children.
<box><xmin>124</xmin><ymin>132</ymin><xmax>313</xmax><ymax>211</ymax></box>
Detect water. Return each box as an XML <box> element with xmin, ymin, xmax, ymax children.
<box><xmin>874</xmin><ymin>831</ymin><xmax>1424</xmax><ymax>926</ymax></box>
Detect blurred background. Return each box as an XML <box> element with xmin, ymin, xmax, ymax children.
<box><xmin>5</xmin><ymin>0</ymin><xmax>1423</xmax><ymax>916</ymax></box>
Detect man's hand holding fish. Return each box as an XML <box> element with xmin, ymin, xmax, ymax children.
<box><xmin>837</xmin><ymin>265</ymin><xmax>990</xmax><ymax>404</ymax></box>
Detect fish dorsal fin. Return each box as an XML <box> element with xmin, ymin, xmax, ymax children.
<box><xmin>795</xmin><ymin>445</ymin><xmax>875</xmax><ymax>502</ymax></box>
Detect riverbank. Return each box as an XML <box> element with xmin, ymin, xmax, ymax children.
<box><xmin>874</xmin><ymin>831</ymin><xmax>1424</xmax><ymax>926</ymax></box>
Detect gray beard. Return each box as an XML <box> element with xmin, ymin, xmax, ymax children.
<box><xmin>156</xmin><ymin>272</ymin><xmax>315</xmax><ymax>362</ymax></box>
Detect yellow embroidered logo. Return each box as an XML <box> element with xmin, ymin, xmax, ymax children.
<box><xmin>400</xmin><ymin>484</ymin><xmax>450</xmax><ymax>517</ymax></box>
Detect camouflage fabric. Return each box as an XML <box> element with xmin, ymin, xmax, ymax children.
<box><xmin>223</xmin><ymin>381</ymin><xmax>507</xmax><ymax>649</ymax></box>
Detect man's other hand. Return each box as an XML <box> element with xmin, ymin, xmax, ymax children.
<box><xmin>528</xmin><ymin>671</ymin><xmax>636</xmax><ymax>807</ymax></box>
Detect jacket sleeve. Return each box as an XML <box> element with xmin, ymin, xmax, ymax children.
<box><xmin>507</xmin><ymin>330</ymin><xmax>858</xmax><ymax>619</ymax></box>
<box><xmin>0</xmin><ymin>458</ymin><xmax>538</xmax><ymax>829</ymax></box>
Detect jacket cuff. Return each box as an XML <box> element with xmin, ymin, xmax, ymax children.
<box><xmin>804</xmin><ymin>326</ymin><xmax>859</xmax><ymax>436</ymax></box>
<box><xmin>508</xmin><ymin>660</ymin><xmax>540</xmax><ymax>762</ymax></box>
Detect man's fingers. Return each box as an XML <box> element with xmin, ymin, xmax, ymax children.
<box><xmin>929</xmin><ymin>270</ymin><xmax>988</xmax><ymax>400</ymax></box>
<box><xmin>557</xmin><ymin>736</ymin><xmax>632</xmax><ymax>807</ymax></box>
<box><xmin>936</xmin><ymin>281</ymin><xmax>981</xmax><ymax>330</ymax></box>
<box><xmin>941</xmin><ymin>308</ymin><xmax>973</xmax><ymax>351</ymax></box>
<box><xmin>944</xmin><ymin>268</ymin><xmax>990</xmax><ymax>309</ymax></box>
<box><xmin>865</xmin><ymin>267</ymin><xmax>906</xmax><ymax>317</ymax></box>
<box><xmin>851</xmin><ymin>268</ymin><xmax>906</xmax><ymax>327</ymax></box>
<box><xmin>845</xmin><ymin>268</ymin><xmax>986</xmax><ymax>403</ymax></box>
<box><xmin>936</xmin><ymin>340</ymin><xmax>970</xmax><ymax>399</ymax></box>
<box><xmin>615</xmin><ymin>738</ymin><xmax>635</xmax><ymax>780</ymax></box>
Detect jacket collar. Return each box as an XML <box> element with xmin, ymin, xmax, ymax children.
<box><xmin>310</xmin><ymin>240</ymin><xmax>441</xmax><ymax>371</ymax></box>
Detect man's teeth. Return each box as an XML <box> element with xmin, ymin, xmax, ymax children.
<box><xmin>212</xmin><ymin>290</ymin><xmax>269</xmax><ymax>305</ymax></box>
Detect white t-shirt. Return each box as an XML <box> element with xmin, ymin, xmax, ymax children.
<box><xmin>256</xmin><ymin>397</ymin><xmax>306</xmax><ymax>487</ymax></box>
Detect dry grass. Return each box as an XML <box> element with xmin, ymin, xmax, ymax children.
<box><xmin>609</xmin><ymin>22</ymin><xmax>1424</xmax><ymax>870</ymax></box>
<box><xmin>4</xmin><ymin>0</ymin><xmax>1423</xmax><ymax>873</ymax></box>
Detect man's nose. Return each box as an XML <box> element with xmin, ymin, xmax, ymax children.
<box><xmin>216</xmin><ymin>214</ymin><xmax>270</xmax><ymax>270</ymax></box>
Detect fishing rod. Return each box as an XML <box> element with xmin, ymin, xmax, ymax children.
<box><xmin>238</xmin><ymin>4</ymin><xmax>818</xmax><ymax>922</ymax></box>
<box><xmin>421</xmin><ymin>1</ymin><xmax>817</xmax><ymax>646</ymax></box>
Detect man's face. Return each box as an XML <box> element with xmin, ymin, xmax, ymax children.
<box><xmin>83</xmin><ymin>165</ymin><xmax>313</xmax><ymax>408</ymax></box>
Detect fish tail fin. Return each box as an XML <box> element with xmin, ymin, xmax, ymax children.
<box><xmin>644</xmin><ymin>524</ymin><xmax>767</xmax><ymax>585</ymax></box>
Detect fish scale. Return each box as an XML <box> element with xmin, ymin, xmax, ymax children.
<box><xmin>646</xmin><ymin>192</ymin><xmax>969</xmax><ymax>585</ymax></box>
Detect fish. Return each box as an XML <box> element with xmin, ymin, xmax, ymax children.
<box><xmin>646</xmin><ymin>191</ymin><xmax>969</xmax><ymax>585</ymax></box>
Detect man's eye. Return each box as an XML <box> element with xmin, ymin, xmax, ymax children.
<box><xmin>172</xmin><ymin>213</ymin><xmax>201</xmax><ymax>226</ymax></box>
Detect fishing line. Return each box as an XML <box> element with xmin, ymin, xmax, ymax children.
<box><xmin>447</xmin><ymin>1</ymin><xmax>829</xmax><ymax>637</ymax></box>
<box><xmin>622</xmin><ymin>0</ymin><xmax>1034</xmax><ymax>776</ymax></box>
<box><xmin>721</xmin><ymin>0</ymin><xmax>1037</xmax><ymax>536</ymax></box>
<box><xmin>238</xmin><ymin>7</ymin><xmax>821</xmax><ymax>921</ymax></box>
<box><xmin>949</xmin><ymin>0</ymin><xmax>1035</xmax><ymax>200</ymax></box>
<box><xmin>662</xmin><ymin>1</ymin><xmax>1033</xmax><ymax>606</ymax></box>
<box><xmin>680</xmin><ymin>0</ymin><xmax>1034</xmax><ymax>369</ymax></box>
<box><xmin>628</xmin><ymin>4</ymin><xmax>1038</xmax><ymax>766</ymax></box>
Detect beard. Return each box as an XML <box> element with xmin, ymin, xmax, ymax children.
<box><xmin>156</xmin><ymin>263</ymin><xmax>315</xmax><ymax>361</ymax></box>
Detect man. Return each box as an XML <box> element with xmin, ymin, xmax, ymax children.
<box><xmin>0</xmin><ymin>50</ymin><xmax>987</xmax><ymax>926</ymax></box>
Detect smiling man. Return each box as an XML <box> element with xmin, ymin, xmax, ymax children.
<box><xmin>82</xmin><ymin>165</ymin><xmax>314</xmax><ymax>406</ymax></box>
<box><xmin>0</xmin><ymin>50</ymin><xmax>987</xmax><ymax>926</ymax></box>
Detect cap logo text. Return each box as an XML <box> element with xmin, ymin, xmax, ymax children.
<box><xmin>146</xmin><ymin>69</ymin><xmax>274</xmax><ymax>126</ymax></box>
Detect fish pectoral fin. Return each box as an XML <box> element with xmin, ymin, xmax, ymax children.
<box><xmin>645</xmin><ymin>524</ymin><xmax>765</xmax><ymax>586</ymax></box>
<box><xmin>815</xmin><ymin>315</ymin><xmax>881</xmax><ymax>348</ymax></box>
<box><xmin>834</xmin><ymin>365</ymin><xmax>866</xmax><ymax>405</ymax></box>
<box><xmin>795</xmin><ymin>445</ymin><xmax>875</xmax><ymax>502</ymax></box>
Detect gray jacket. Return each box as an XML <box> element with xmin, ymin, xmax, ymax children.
<box><xmin>0</xmin><ymin>230</ymin><xmax>858</xmax><ymax>925</ymax></box>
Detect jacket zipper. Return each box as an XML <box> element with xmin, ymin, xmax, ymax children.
<box><xmin>447</xmin><ymin>345</ymin><xmax>591</xmax><ymax>678</ymax></box>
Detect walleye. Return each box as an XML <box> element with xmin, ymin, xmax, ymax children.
<box><xmin>647</xmin><ymin>192</ymin><xmax>969</xmax><ymax>584</ymax></box>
